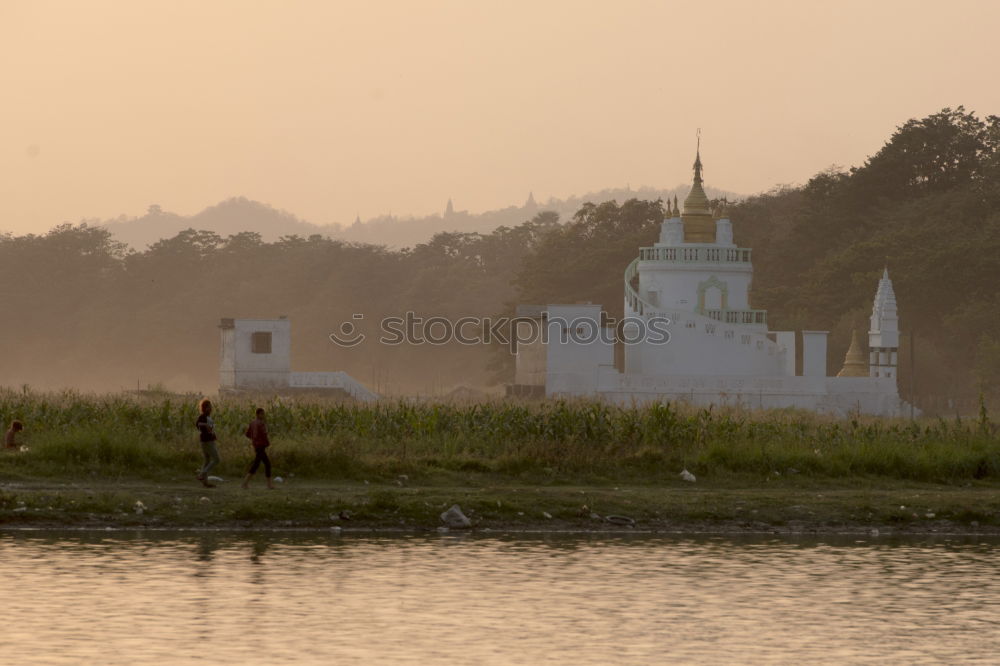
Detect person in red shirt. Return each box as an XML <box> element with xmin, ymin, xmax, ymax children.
<box><xmin>242</xmin><ymin>408</ymin><xmax>275</xmax><ymax>490</ymax></box>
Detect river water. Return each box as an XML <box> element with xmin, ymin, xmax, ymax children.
<box><xmin>0</xmin><ymin>531</ymin><xmax>997</xmax><ymax>664</ymax></box>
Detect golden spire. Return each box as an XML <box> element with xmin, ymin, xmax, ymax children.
<box><xmin>681</xmin><ymin>130</ymin><xmax>715</xmax><ymax>242</ymax></box>
<box><xmin>684</xmin><ymin>136</ymin><xmax>709</xmax><ymax>211</ymax></box>
<box><xmin>837</xmin><ymin>329</ymin><xmax>869</xmax><ymax>377</ymax></box>
<box><xmin>693</xmin><ymin>135</ymin><xmax>704</xmax><ymax>184</ymax></box>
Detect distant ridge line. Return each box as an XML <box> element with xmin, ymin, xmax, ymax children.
<box><xmin>100</xmin><ymin>185</ymin><xmax>742</xmax><ymax>250</ymax></box>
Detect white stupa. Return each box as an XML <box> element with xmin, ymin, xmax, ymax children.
<box><xmin>511</xmin><ymin>146</ymin><xmax>914</xmax><ymax>417</ymax></box>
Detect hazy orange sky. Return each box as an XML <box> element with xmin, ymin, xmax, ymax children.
<box><xmin>2</xmin><ymin>0</ymin><xmax>999</xmax><ymax>235</ymax></box>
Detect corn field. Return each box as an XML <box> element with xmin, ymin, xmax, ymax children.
<box><xmin>0</xmin><ymin>389</ymin><xmax>997</xmax><ymax>482</ymax></box>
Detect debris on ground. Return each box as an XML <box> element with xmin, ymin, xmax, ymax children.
<box><xmin>605</xmin><ymin>515</ymin><xmax>636</xmax><ymax>527</ymax></box>
<box><xmin>440</xmin><ymin>504</ymin><xmax>471</xmax><ymax>528</ymax></box>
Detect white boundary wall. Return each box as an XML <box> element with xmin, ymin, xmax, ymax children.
<box><xmin>548</xmin><ymin>366</ymin><xmax>910</xmax><ymax>417</ymax></box>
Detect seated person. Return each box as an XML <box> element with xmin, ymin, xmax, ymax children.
<box><xmin>4</xmin><ymin>420</ymin><xmax>23</xmax><ymax>449</ymax></box>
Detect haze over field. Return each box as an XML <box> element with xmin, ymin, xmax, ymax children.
<box><xmin>2</xmin><ymin>0</ymin><xmax>999</xmax><ymax>238</ymax></box>
<box><xmin>1</xmin><ymin>3</ymin><xmax>998</xmax><ymax>407</ymax></box>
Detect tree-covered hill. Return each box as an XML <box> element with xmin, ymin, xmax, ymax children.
<box><xmin>740</xmin><ymin>107</ymin><xmax>1000</xmax><ymax>409</ymax></box>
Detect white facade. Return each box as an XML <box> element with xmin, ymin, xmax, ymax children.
<box><xmin>538</xmin><ymin>150</ymin><xmax>913</xmax><ymax>417</ymax></box>
<box><xmin>219</xmin><ymin>317</ymin><xmax>377</xmax><ymax>402</ymax></box>
<box><xmin>219</xmin><ymin>317</ymin><xmax>292</xmax><ymax>390</ymax></box>
<box><xmin>801</xmin><ymin>331</ymin><xmax>829</xmax><ymax>377</ymax></box>
<box><xmin>512</xmin><ymin>305</ymin><xmax>548</xmax><ymax>393</ymax></box>
<box><xmin>543</xmin><ymin>304</ymin><xmax>616</xmax><ymax>395</ymax></box>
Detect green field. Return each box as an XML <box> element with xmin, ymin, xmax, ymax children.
<box><xmin>1</xmin><ymin>390</ymin><xmax>998</xmax><ymax>532</ymax></box>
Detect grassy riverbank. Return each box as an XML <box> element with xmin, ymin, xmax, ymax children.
<box><xmin>1</xmin><ymin>391</ymin><xmax>998</xmax><ymax>532</ymax></box>
<box><xmin>2</xmin><ymin>478</ymin><xmax>999</xmax><ymax>534</ymax></box>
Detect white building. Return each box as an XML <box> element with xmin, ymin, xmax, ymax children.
<box><xmin>219</xmin><ymin>317</ymin><xmax>378</xmax><ymax>402</ymax></box>
<box><xmin>513</xmin><ymin>149</ymin><xmax>912</xmax><ymax>417</ymax></box>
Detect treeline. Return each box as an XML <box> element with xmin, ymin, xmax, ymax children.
<box><xmin>0</xmin><ymin>213</ymin><xmax>562</xmax><ymax>394</ymax></box>
<box><xmin>737</xmin><ymin>107</ymin><xmax>1000</xmax><ymax>410</ymax></box>
<box><xmin>1</xmin><ymin>107</ymin><xmax>998</xmax><ymax>409</ymax></box>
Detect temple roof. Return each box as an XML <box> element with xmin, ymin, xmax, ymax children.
<box><xmin>872</xmin><ymin>268</ymin><xmax>898</xmax><ymax>319</ymax></box>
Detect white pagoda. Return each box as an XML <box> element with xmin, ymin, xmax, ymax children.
<box><xmin>513</xmin><ymin>148</ymin><xmax>912</xmax><ymax>416</ymax></box>
<box><xmin>868</xmin><ymin>268</ymin><xmax>900</xmax><ymax>379</ymax></box>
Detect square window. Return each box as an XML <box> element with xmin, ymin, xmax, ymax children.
<box><xmin>251</xmin><ymin>331</ymin><xmax>272</xmax><ymax>354</ymax></box>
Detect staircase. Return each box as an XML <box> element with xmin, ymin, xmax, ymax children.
<box><xmin>624</xmin><ymin>257</ymin><xmax>783</xmax><ymax>358</ymax></box>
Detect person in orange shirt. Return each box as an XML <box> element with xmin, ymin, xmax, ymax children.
<box><xmin>195</xmin><ymin>399</ymin><xmax>219</xmax><ymax>488</ymax></box>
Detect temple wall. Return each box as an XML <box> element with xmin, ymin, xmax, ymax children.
<box><xmin>547</xmin><ymin>368</ymin><xmax>910</xmax><ymax>417</ymax></box>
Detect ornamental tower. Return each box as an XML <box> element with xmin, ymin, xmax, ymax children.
<box><xmin>680</xmin><ymin>142</ymin><xmax>716</xmax><ymax>243</ymax></box>
<box><xmin>868</xmin><ymin>268</ymin><xmax>900</xmax><ymax>378</ymax></box>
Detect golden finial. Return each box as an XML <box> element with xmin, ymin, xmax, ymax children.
<box><xmin>693</xmin><ymin>128</ymin><xmax>703</xmax><ymax>185</ymax></box>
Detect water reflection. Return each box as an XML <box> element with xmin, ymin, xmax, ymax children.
<box><xmin>0</xmin><ymin>531</ymin><xmax>997</xmax><ymax>664</ymax></box>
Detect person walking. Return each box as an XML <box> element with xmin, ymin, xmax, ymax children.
<box><xmin>195</xmin><ymin>399</ymin><xmax>220</xmax><ymax>488</ymax></box>
<box><xmin>242</xmin><ymin>408</ymin><xmax>274</xmax><ymax>490</ymax></box>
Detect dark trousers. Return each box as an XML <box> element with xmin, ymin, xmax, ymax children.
<box><xmin>248</xmin><ymin>447</ymin><xmax>271</xmax><ymax>477</ymax></box>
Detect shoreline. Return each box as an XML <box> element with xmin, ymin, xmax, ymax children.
<box><xmin>3</xmin><ymin>524</ymin><xmax>1000</xmax><ymax>537</ymax></box>
<box><xmin>3</xmin><ymin>477</ymin><xmax>998</xmax><ymax>537</ymax></box>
